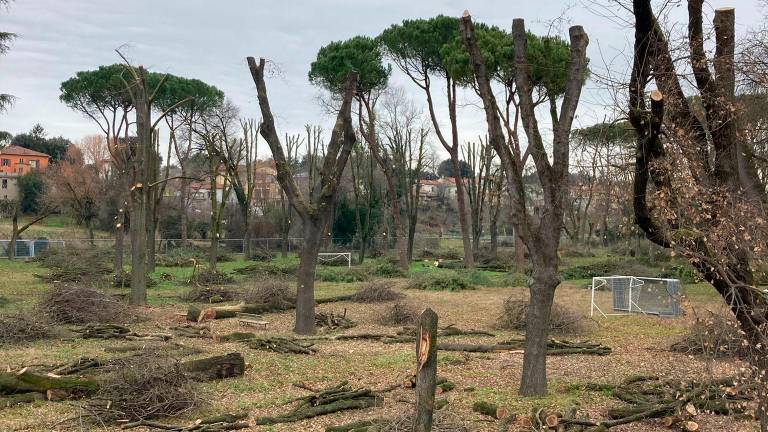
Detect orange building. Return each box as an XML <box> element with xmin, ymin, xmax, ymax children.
<box><xmin>0</xmin><ymin>145</ymin><xmax>50</xmax><ymax>175</ymax></box>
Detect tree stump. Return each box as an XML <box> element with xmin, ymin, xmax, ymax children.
<box><xmin>414</xmin><ymin>307</ymin><xmax>438</xmax><ymax>432</ymax></box>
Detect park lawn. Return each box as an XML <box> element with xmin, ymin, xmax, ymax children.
<box><xmin>0</xmin><ymin>215</ymin><xmax>113</xmax><ymax>240</ymax></box>
<box><xmin>0</xmin><ymin>255</ymin><xmax>758</xmax><ymax>431</ymax></box>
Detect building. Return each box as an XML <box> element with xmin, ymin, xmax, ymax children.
<box><xmin>0</xmin><ymin>145</ymin><xmax>50</xmax><ymax>176</ymax></box>
<box><xmin>0</xmin><ymin>146</ymin><xmax>50</xmax><ymax>201</ymax></box>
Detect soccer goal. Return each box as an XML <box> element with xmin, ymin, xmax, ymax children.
<box><xmin>317</xmin><ymin>252</ymin><xmax>352</xmax><ymax>268</ymax></box>
<box><xmin>590</xmin><ymin>276</ymin><xmax>681</xmax><ymax>318</ymax></box>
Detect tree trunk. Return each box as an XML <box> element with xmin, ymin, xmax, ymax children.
<box><xmin>382</xmin><ymin>170</ymin><xmax>409</xmax><ymax>270</ymax></box>
<box><xmin>489</xmin><ymin>208</ymin><xmax>499</xmax><ymax>258</ymax></box>
<box><xmin>520</xmin><ymin>267</ymin><xmax>559</xmax><ymax>396</ymax></box>
<box><xmin>451</xmin><ymin>154</ymin><xmax>475</xmax><ymax>268</ymax></box>
<box><xmin>8</xmin><ymin>210</ymin><xmax>18</xmax><ymax>259</ymax></box>
<box><xmin>129</xmin><ymin>189</ymin><xmax>147</xmax><ymax>305</ymax></box>
<box><xmin>514</xmin><ymin>232</ymin><xmax>525</xmax><ymax>274</ymax></box>
<box><xmin>87</xmin><ymin>223</ymin><xmax>95</xmax><ymax>247</ymax></box>
<box><xmin>296</xmin><ymin>221</ymin><xmax>322</xmax><ymax>335</ymax></box>
<box><xmin>413</xmin><ymin>308</ymin><xmax>438</xmax><ymax>432</ymax></box>
<box><xmin>146</xmin><ymin>205</ymin><xmax>156</xmax><ymax>273</ymax></box>
<box><xmin>180</xmin><ymin>175</ymin><xmax>189</xmax><ymax>244</ymax></box>
<box><xmin>280</xmin><ymin>193</ymin><xmax>289</xmax><ymax>258</ymax></box>
<box><xmin>407</xmin><ymin>211</ymin><xmax>418</xmax><ymax>263</ymax></box>
<box><xmin>242</xmin><ymin>207</ymin><xmax>251</xmax><ymax>259</ymax></box>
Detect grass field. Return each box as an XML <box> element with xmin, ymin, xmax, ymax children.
<box><xmin>0</xmin><ymin>250</ymin><xmax>758</xmax><ymax>431</ymax></box>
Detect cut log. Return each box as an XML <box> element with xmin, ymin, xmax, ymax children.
<box><xmin>182</xmin><ymin>352</ymin><xmax>245</xmax><ymax>381</ymax></box>
<box><xmin>437</xmin><ymin>339</ymin><xmax>611</xmax><ymax>355</ymax></box>
<box><xmin>0</xmin><ymin>370</ymin><xmax>98</xmax><ymax>396</ymax></box>
<box><xmin>121</xmin><ymin>411</ymin><xmax>249</xmax><ymax>430</ymax></box>
<box><xmin>247</xmin><ymin>337</ymin><xmax>316</xmax><ymax>354</ymax></box>
<box><xmin>472</xmin><ymin>401</ymin><xmax>503</xmax><ymax>419</ymax></box>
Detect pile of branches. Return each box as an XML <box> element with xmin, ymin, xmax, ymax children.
<box><xmin>121</xmin><ymin>412</ymin><xmax>250</xmax><ymax>431</ymax></box>
<box><xmin>187</xmin><ymin>270</ymin><xmax>235</xmax><ymax>286</ymax></box>
<box><xmin>84</xmin><ymin>355</ymin><xmax>201</xmax><ymax>424</ymax></box>
<box><xmin>249</xmin><ymin>247</ymin><xmax>273</xmax><ymax>262</ymax></box>
<box><xmin>0</xmin><ymin>309</ymin><xmax>52</xmax><ymax>343</ymax></box>
<box><xmin>670</xmin><ymin>310</ymin><xmax>747</xmax><ymax>358</ymax></box>
<box><xmin>113</xmin><ymin>270</ymin><xmax>157</xmax><ymax>288</ymax></box>
<box><xmin>39</xmin><ymin>285</ymin><xmax>134</xmax><ymax>324</ymax></box>
<box><xmin>498</xmin><ymin>298</ymin><xmax>584</xmax><ymax>334</ymax></box>
<box><xmin>564</xmin><ymin>375</ymin><xmax>756</xmax><ymax>431</ymax></box>
<box><xmin>233</xmin><ymin>262</ymin><xmax>298</xmax><ymax>279</ymax></box>
<box><xmin>350</xmin><ymin>281</ymin><xmax>404</xmax><ymax>303</ymax></box>
<box><xmin>327</xmin><ymin>411</ymin><xmax>466</xmax><ymax>432</ymax></box>
<box><xmin>398</xmin><ymin>324</ymin><xmax>493</xmax><ymax>338</ymax></box>
<box><xmin>377</xmin><ymin>302</ymin><xmax>419</xmax><ymax>326</ymax></box>
<box><xmin>241</xmin><ymin>280</ymin><xmax>295</xmax><ymax>310</ymax></box>
<box><xmin>182</xmin><ymin>286</ymin><xmax>240</xmax><ymax>304</ymax></box>
<box><xmin>35</xmin><ymin>246</ymin><xmax>112</xmax><ymax>283</ymax></box>
<box><xmin>74</xmin><ymin>324</ymin><xmax>171</xmax><ymax>341</ymax></box>
<box><xmin>256</xmin><ymin>381</ymin><xmax>382</xmax><ymax>425</ymax></box>
<box><xmin>246</xmin><ymin>336</ymin><xmax>317</xmax><ymax>355</ymax></box>
<box><xmin>316</xmin><ymin>310</ymin><xmax>356</xmax><ymax>331</ymax></box>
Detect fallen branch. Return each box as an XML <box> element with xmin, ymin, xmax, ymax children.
<box><xmin>0</xmin><ymin>369</ymin><xmax>98</xmax><ymax>396</ymax></box>
<box><xmin>437</xmin><ymin>339</ymin><xmax>611</xmax><ymax>355</ymax></box>
<box><xmin>246</xmin><ymin>337</ymin><xmax>317</xmax><ymax>354</ymax></box>
<box><xmin>256</xmin><ymin>381</ymin><xmax>381</xmax><ymax>425</ymax></box>
<box><xmin>120</xmin><ymin>412</ymin><xmax>249</xmax><ymax>431</ymax></box>
<box><xmin>316</xmin><ymin>310</ymin><xmax>356</xmax><ymax>331</ymax></box>
<box><xmin>182</xmin><ymin>353</ymin><xmax>245</xmax><ymax>381</ymax></box>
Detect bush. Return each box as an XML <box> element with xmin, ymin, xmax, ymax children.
<box><xmin>500</xmin><ymin>272</ymin><xmax>529</xmax><ymax>287</ymax></box>
<box><xmin>233</xmin><ymin>262</ymin><xmax>298</xmax><ymax>279</ymax></box>
<box><xmin>417</xmin><ymin>247</ymin><xmax>462</xmax><ymax>261</ymax></box>
<box><xmin>559</xmin><ymin>259</ymin><xmax>622</xmax><ymax>280</ymax></box>
<box><xmin>378</xmin><ymin>302</ymin><xmax>419</xmax><ymax>326</ymax></box>
<box><xmin>497</xmin><ymin>297</ymin><xmax>584</xmax><ymax>334</ymax></box>
<box><xmin>657</xmin><ymin>264</ymin><xmax>699</xmax><ymax>283</ymax></box>
<box><xmin>408</xmin><ymin>272</ymin><xmax>473</xmax><ymax>292</ymax></box>
<box><xmin>316</xmin><ymin>267</ymin><xmax>369</xmax><ymax>283</ymax></box>
<box><xmin>370</xmin><ymin>262</ymin><xmax>408</xmax><ymax>278</ymax></box>
<box><xmin>350</xmin><ymin>280</ymin><xmax>404</xmax><ymax>303</ymax></box>
<box><xmin>39</xmin><ymin>285</ymin><xmax>133</xmax><ymax>324</ymax></box>
<box><xmin>0</xmin><ymin>310</ymin><xmax>51</xmax><ymax>343</ymax></box>
<box><xmin>465</xmin><ymin>269</ymin><xmax>492</xmax><ymax>286</ymax></box>
<box><xmin>35</xmin><ymin>246</ymin><xmax>112</xmax><ymax>282</ymax></box>
<box><xmin>242</xmin><ymin>280</ymin><xmax>295</xmax><ymax>310</ymax></box>
<box><xmin>249</xmin><ymin>247</ymin><xmax>273</xmax><ymax>262</ymax></box>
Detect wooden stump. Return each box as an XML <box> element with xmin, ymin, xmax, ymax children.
<box><xmin>414</xmin><ymin>307</ymin><xmax>438</xmax><ymax>432</ymax></box>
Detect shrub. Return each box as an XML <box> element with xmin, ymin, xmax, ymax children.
<box><xmin>0</xmin><ymin>310</ymin><xmax>52</xmax><ymax>343</ymax></box>
<box><xmin>249</xmin><ymin>247</ymin><xmax>273</xmax><ymax>262</ymax></box>
<box><xmin>316</xmin><ymin>267</ymin><xmax>369</xmax><ymax>283</ymax></box>
<box><xmin>417</xmin><ymin>248</ymin><xmax>461</xmax><ymax>261</ymax></box>
<box><xmin>657</xmin><ymin>264</ymin><xmax>699</xmax><ymax>283</ymax></box>
<box><xmin>35</xmin><ymin>246</ymin><xmax>112</xmax><ymax>283</ymax></box>
<box><xmin>465</xmin><ymin>269</ymin><xmax>492</xmax><ymax>286</ymax></box>
<box><xmin>39</xmin><ymin>285</ymin><xmax>133</xmax><ymax>324</ymax></box>
<box><xmin>350</xmin><ymin>280</ymin><xmax>404</xmax><ymax>303</ymax></box>
<box><xmin>233</xmin><ymin>262</ymin><xmax>298</xmax><ymax>279</ymax></box>
<box><xmin>559</xmin><ymin>259</ymin><xmax>622</xmax><ymax>280</ymax></box>
<box><xmin>500</xmin><ymin>272</ymin><xmax>529</xmax><ymax>287</ymax></box>
<box><xmin>497</xmin><ymin>297</ymin><xmax>584</xmax><ymax>334</ymax></box>
<box><xmin>378</xmin><ymin>302</ymin><xmax>419</xmax><ymax>326</ymax></box>
<box><xmin>242</xmin><ymin>280</ymin><xmax>295</xmax><ymax>310</ymax></box>
<box><xmin>370</xmin><ymin>262</ymin><xmax>408</xmax><ymax>278</ymax></box>
<box><xmin>408</xmin><ymin>272</ymin><xmax>473</xmax><ymax>292</ymax></box>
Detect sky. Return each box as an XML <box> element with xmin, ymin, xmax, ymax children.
<box><xmin>0</xmin><ymin>0</ymin><xmax>766</xmax><ymax>160</ymax></box>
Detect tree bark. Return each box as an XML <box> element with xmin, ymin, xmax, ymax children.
<box><xmin>520</xmin><ymin>269</ymin><xmax>559</xmax><ymax>395</ymax></box>
<box><xmin>296</xmin><ymin>222</ymin><xmax>322</xmax><ymax>334</ymax></box>
<box><xmin>114</xmin><ymin>207</ymin><xmax>125</xmax><ymax>275</ymax></box>
<box><xmin>451</xmin><ymin>152</ymin><xmax>475</xmax><ymax>268</ymax></box>
<box><xmin>414</xmin><ymin>308</ymin><xmax>438</xmax><ymax>432</ymax></box>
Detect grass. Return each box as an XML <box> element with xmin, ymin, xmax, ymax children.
<box><xmin>0</xmin><ymin>249</ymin><xmax>755</xmax><ymax>431</ymax></box>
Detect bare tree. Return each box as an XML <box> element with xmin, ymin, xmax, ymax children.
<box><xmin>627</xmin><ymin>1</ymin><xmax>768</xmax><ymax>427</ymax></box>
<box><xmin>462</xmin><ymin>137</ymin><xmax>495</xmax><ymax>257</ymax></box>
<box><xmin>460</xmin><ymin>13</ymin><xmax>589</xmax><ymax>395</ymax></box>
<box><xmin>247</xmin><ymin>57</ymin><xmax>357</xmax><ymax>335</ymax></box>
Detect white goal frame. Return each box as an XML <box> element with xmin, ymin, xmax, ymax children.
<box><xmin>317</xmin><ymin>252</ymin><xmax>352</xmax><ymax>268</ymax></box>
<box><xmin>590</xmin><ymin>275</ymin><xmax>681</xmax><ymax>318</ymax></box>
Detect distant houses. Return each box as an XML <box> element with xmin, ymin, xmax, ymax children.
<box><xmin>0</xmin><ymin>145</ymin><xmax>50</xmax><ymax>201</ymax></box>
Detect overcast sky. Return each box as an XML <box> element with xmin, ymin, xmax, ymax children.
<box><xmin>1</xmin><ymin>0</ymin><xmax>765</xmax><ymax>159</ymax></box>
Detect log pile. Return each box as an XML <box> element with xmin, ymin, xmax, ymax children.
<box><xmin>120</xmin><ymin>412</ymin><xmax>250</xmax><ymax>430</ymax></box>
<box><xmin>316</xmin><ymin>310</ymin><xmax>356</xmax><ymax>331</ymax></box>
<box><xmin>0</xmin><ymin>369</ymin><xmax>98</xmax><ymax>405</ymax></box>
<box><xmin>256</xmin><ymin>381</ymin><xmax>382</xmax><ymax>425</ymax></box>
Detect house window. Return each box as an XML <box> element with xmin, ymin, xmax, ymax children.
<box><xmin>18</xmin><ymin>158</ymin><xmax>23</xmax><ymax>164</ymax></box>
<box><xmin>1</xmin><ymin>179</ymin><xmax>6</xmax><ymax>189</ymax></box>
<box><xmin>30</xmin><ymin>160</ymin><xmax>38</xmax><ymax>169</ymax></box>
<box><xmin>1</xmin><ymin>159</ymin><xmax>8</xmax><ymax>166</ymax></box>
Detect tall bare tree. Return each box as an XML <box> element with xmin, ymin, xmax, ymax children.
<box><xmin>247</xmin><ymin>57</ymin><xmax>357</xmax><ymax>335</ymax></box>
<box><xmin>462</xmin><ymin>137</ymin><xmax>495</xmax><ymax>256</ymax></box>
<box><xmin>460</xmin><ymin>13</ymin><xmax>589</xmax><ymax>395</ymax></box>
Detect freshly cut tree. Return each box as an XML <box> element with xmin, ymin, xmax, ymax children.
<box><xmin>460</xmin><ymin>13</ymin><xmax>589</xmax><ymax>395</ymax></box>
<box><xmin>247</xmin><ymin>57</ymin><xmax>358</xmax><ymax>335</ymax></box>
<box><xmin>627</xmin><ymin>1</ymin><xmax>768</xmax><ymax>426</ymax></box>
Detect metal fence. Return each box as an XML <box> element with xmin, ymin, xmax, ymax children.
<box><xmin>0</xmin><ymin>235</ymin><xmax>516</xmax><ymax>258</ymax></box>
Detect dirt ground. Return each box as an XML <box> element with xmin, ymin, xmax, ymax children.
<box><xmin>0</xmin><ymin>274</ymin><xmax>758</xmax><ymax>432</ymax></box>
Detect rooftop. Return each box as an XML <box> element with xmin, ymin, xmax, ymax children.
<box><xmin>0</xmin><ymin>145</ymin><xmax>51</xmax><ymax>158</ymax></box>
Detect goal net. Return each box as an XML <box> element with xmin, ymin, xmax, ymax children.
<box><xmin>317</xmin><ymin>252</ymin><xmax>352</xmax><ymax>268</ymax></box>
<box><xmin>590</xmin><ymin>276</ymin><xmax>681</xmax><ymax>318</ymax></box>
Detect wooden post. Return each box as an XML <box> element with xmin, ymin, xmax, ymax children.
<box><xmin>413</xmin><ymin>307</ymin><xmax>438</xmax><ymax>432</ymax></box>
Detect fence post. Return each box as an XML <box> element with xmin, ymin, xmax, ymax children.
<box><xmin>414</xmin><ymin>307</ymin><xmax>438</xmax><ymax>432</ymax></box>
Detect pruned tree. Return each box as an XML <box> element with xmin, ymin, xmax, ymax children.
<box><xmin>460</xmin><ymin>12</ymin><xmax>589</xmax><ymax>395</ymax></box>
<box><xmin>379</xmin><ymin>15</ymin><xmax>476</xmax><ymax>268</ymax></box>
<box><xmin>2</xmin><ymin>200</ymin><xmax>53</xmax><ymax>259</ymax></box>
<box><xmin>308</xmin><ymin>35</ymin><xmax>410</xmax><ymax>270</ymax></box>
<box><xmin>247</xmin><ymin>56</ymin><xmax>357</xmax><ymax>335</ymax></box>
<box><xmin>348</xmin><ymin>141</ymin><xmax>379</xmax><ymax>263</ymax></box>
<box><xmin>627</xmin><ymin>1</ymin><xmax>768</xmax><ymax>426</ymax></box>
